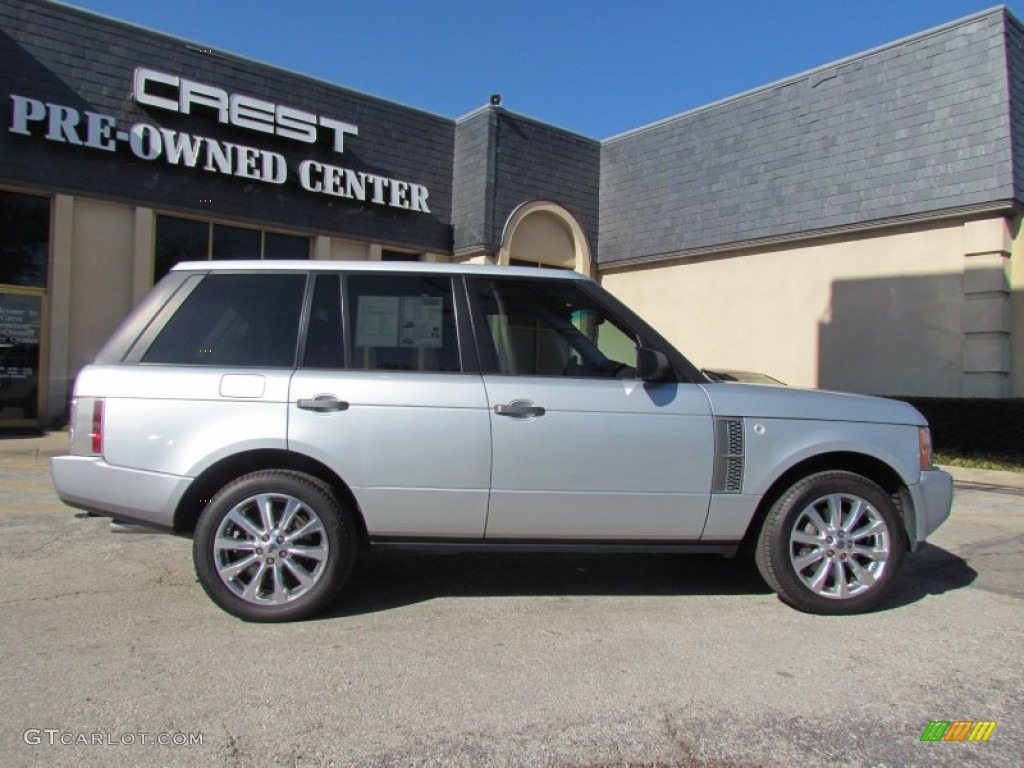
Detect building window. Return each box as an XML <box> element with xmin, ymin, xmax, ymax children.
<box><xmin>381</xmin><ymin>249</ymin><xmax>420</xmax><ymax>262</ymax></box>
<box><xmin>0</xmin><ymin>191</ymin><xmax>50</xmax><ymax>288</ymax></box>
<box><xmin>153</xmin><ymin>215</ymin><xmax>310</xmax><ymax>282</ymax></box>
<box><xmin>509</xmin><ymin>258</ymin><xmax>570</xmax><ymax>271</ymax></box>
<box><xmin>265</xmin><ymin>232</ymin><xmax>310</xmax><ymax>260</ymax></box>
<box><xmin>154</xmin><ymin>216</ymin><xmax>208</xmax><ymax>281</ymax></box>
<box><xmin>212</xmin><ymin>225</ymin><xmax>261</xmax><ymax>260</ymax></box>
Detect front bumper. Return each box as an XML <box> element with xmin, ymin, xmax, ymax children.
<box><xmin>51</xmin><ymin>455</ymin><xmax>191</xmax><ymax>532</ymax></box>
<box><xmin>906</xmin><ymin>468</ymin><xmax>954</xmax><ymax>548</ymax></box>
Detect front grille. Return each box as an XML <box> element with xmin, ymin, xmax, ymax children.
<box><xmin>713</xmin><ymin>418</ymin><xmax>745</xmax><ymax>493</ymax></box>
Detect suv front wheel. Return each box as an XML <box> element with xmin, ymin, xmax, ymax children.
<box><xmin>193</xmin><ymin>470</ymin><xmax>355</xmax><ymax>622</ymax></box>
<box><xmin>755</xmin><ymin>471</ymin><xmax>906</xmax><ymax>615</ymax></box>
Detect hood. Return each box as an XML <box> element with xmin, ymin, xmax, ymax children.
<box><xmin>698</xmin><ymin>382</ymin><xmax>926</xmax><ymax>427</ymax></box>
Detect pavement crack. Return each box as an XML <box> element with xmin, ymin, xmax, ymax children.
<box><xmin>0</xmin><ymin>582</ymin><xmax>193</xmax><ymax>607</ymax></box>
<box><xmin>658</xmin><ymin>707</ymin><xmax>768</xmax><ymax>768</ymax></box>
<box><xmin>967</xmin><ymin>549</ymin><xmax>1024</xmax><ymax>557</ymax></box>
<box><xmin>223</xmin><ymin>722</ymin><xmax>245</xmax><ymax>768</ymax></box>
<box><xmin>660</xmin><ymin>706</ymin><xmax>692</xmax><ymax>760</ymax></box>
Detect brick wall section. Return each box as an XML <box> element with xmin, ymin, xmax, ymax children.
<box><xmin>599</xmin><ymin>9</ymin><xmax>1016</xmax><ymax>265</ymax></box>
<box><xmin>452</xmin><ymin>109</ymin><xmax>600</xmax><ymax>255</ymax></box>
<box><xmin>0</xmin><ymin>0</ymin><xmax>455</xmax><ymax>251</ymax></box>
<box><xmin>491</xmin><ymin>112</ymin><xmax>600</xmax><ymax>254</ymax></box>
<box><xmin>452</xmin><ymin>109</ymin><xmax>494</xmax><ymax>252</ymax></box>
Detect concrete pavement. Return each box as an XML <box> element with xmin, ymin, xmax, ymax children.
<box><xmin>1</xmin><ymin>436</ymin><xmax>1021</xmax><ymax>767</ymax></box>
<box><xmin>0</xmin><ymin>430</ymin><xmax>69</xmax><ymax>461</ymax></box>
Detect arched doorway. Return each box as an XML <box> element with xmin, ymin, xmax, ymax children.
<box><xmin>499</xmin><ymin>202</ymin><xmax>592</xmax><ymax>275</ymax></box>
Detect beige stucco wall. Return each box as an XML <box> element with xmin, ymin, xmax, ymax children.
<box><xmin>47</xmin><ymin>195</ymin><xmax>141</xmax><ymax>421</ymax></box>
<box><xmin>331</xmin><ymin>239</ymin><xmax>372</xmax><ymax>261</ymax></box>
<box><xmin>67</xmin><ymin>199</ymin><xmax>136</xmax><ymax>378</ymax></box>
<box><xmin>600</xmin><ymin>218</ymin><xmax>1012</xmax><ymax>397</ymax></box>
<box><xmin>1011</xmin><ymin>216</ymin><xmax>1024</xmax><ymax>397</ymax></box>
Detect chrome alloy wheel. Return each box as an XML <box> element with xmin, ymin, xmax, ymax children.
<box><xmin>213</xmin><ymin>492</ymin><xmax>330</xmax><ymax>606</ymax></box>
<box><xmin>788</xmin><ymin>492</ymin><xmax>891</xmax><ymax>600</ymax></box>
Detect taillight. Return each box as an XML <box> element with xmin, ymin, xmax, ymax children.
<box><xmin>91</xmin><ymin>399</ymin><xmax>104</xmax><ymax>455</ymax></box>
<box><xmin>69</xmin><ymin>397</ymin><xmax>106</xmax><ymax>456</ymax></box>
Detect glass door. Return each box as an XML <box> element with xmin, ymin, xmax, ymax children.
<box><xmin>0</xmin><ymin>190</ymin><xmax>50</xmax><ymax>428</ymax></box>
<box><xmin>0</xmin><ymin>287</ymin><xmax>45</xmax><ymax>426</ymax></box>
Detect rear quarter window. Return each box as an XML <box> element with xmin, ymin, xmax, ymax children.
<box><xmin>142</xmin><ymin>273</ymin><xmax>307</xmax><ymax>367</ymax></box>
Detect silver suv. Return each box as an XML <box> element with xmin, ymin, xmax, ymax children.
<box><xmin>52</xmin><ymin>262</ymin><xmax>952</xmax><ymax>621</ymax></box>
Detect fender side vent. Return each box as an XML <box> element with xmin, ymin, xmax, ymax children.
<box><xmin>712</xmin><ymin>418</ymin><xmax>745</xmax><ymax>493</ymax></box>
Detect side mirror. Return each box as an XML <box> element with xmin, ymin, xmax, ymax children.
<box><xmin>635</xmin><ymin>347</ymin><xmax>671</xmax><ymax>382</ymax></box>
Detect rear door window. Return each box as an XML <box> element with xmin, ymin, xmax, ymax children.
<box><xmin>346</xmin><ymin>275</ymin><xmax>461</xmax><ymax>372</ymax></box>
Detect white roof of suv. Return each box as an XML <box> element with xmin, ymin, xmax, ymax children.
<box><xmin>172</xmin><ymin>260</ymin><xmax>590</xmax><ymax>280</ymax></box>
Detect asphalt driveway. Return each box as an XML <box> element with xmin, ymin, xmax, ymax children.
<box><xmin>0</xmin><ymin>443</ymin><xmax>1020</xmax><ymax>767</ymax></box>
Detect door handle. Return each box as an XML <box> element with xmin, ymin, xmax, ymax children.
<box><xmin>494</xmin><ymin>402</ymin><xmax>546</xmax><ymax>418</ymax></box>
<box><xmin>297</xmin><ymin>395</ymin><xmax>349</xmax><ymax>413</ymax></box>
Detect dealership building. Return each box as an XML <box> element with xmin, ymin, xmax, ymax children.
<box><xmin>1</xmin><ymin>0</ymin><xmax>1023</xmax><ymax>427</ymax></box>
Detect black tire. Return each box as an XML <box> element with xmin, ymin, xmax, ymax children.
<box><xmin>193</xmin><ymin>470</ymin><xmax>356</xmax><ymax>622</ymax></box>
<box><xmin>755</xmin><ymin>471</ymin><xmax>906</xmax><ymax>615</ymax></box>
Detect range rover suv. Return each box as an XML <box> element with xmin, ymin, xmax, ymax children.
<box><xmin>51</xmin><ymin>262</ymin><xmax>953</xmax><ymax>621</ymax></box>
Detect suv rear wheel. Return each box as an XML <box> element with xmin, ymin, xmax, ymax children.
<box><xmin>193</xmin><ymin>470</ymin><xmax>355</xmax><ymax>622</ymax></box>
<box><xmin>755</xmin><ymin>471</ymin><xmax>906</xmax><ymax>614</ymax></box>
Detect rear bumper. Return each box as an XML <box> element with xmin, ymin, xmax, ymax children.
<box><xmin>50</xmin><ymin>455</ymin><xmax>190</xmax><ymax>532</ymax></box>
<box><xmin>906</xmin><ymin>468</ymin><xmax>954</xmax><ymax>547</ymax></box>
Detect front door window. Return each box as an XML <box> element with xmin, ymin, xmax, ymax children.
<box><xmin>474</xmin><ymin>277</ymin><xmax>638</xmax><ymax>379</ymax></box>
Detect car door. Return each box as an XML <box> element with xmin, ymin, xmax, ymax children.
<box><xmin>470</xmin><ymin>275</ymin><xmax>714</xmax><ymax>540</ymax></box>
<box><xmin>288</xmin><ymin>272</ymin><xmax>491</xmax><ymax>539</ymax></box>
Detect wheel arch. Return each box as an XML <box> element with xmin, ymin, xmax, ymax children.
<box><xmin>740</xmin><ymin>451</ymin><xmax>913</xmax><ymax>550</ymax></box>
<box><xmin>173</xmin><ymin>449</ymin><xmax>367</xmax><ymax>541</ymax></box>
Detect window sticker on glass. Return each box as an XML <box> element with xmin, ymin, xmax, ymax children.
<box><xmin>399</xmin><ymin>296</ymin><xmax>443</xmax><ymax>348</ymax></box>
<box><xmin>355</xmin><ymin>296</ymin><xmax>400</xmax><ymax>347</ymax></box>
